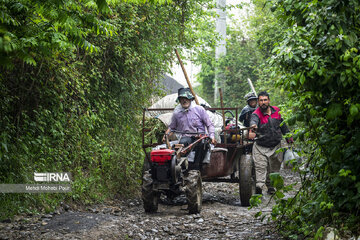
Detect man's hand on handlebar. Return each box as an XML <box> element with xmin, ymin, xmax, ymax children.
<box><xmin>162</xmin><ymin>128</ymin><xmax>172</xmax><ymax>143</ymax></box>
<box><xmin>248</xmin><ymin>124</ymin><xmax>257</xmax><ymax>140</ymax></box>
<box><xmin>162</xmin><ymin>134</ymin><xmax>167</xmax><ymax>143</ymax></box>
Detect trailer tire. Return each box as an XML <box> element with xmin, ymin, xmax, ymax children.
<box><xmin>185</xmin><ymin>170</ymin><xmax>202</xmax><ymax>214</ymax></box>
<box><xmin>142</xmin><ymin>170</ymin><xmax>158</xmax><ymax>213</ymax></box>
<box><xmin>239</xmin><ymin>154</ymin><xmax>254</xmax><ymax>206</ymax></box>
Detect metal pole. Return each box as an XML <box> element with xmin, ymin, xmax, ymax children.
<box><xmin>214</xmin><ymin>0</ymin><xmax>226</xmax><ymax>104</ymax></box>
<box><xmin>219</xmin><ymin>88</ymin><xmax>227</xmax><ymax>144</ymax></box>
<box><xmin>247</xmin><ymin>78</ymin><xmax>257</xmax><ymax>97</ymax></box>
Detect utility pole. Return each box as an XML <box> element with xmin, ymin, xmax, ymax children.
<box><xmin>214</xmin><ymin>0</ymin><xmax>226</xmax><ymax>105</ymax></box>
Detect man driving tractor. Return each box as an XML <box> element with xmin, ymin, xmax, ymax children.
<box><xmin>163</xmin><ymin>87</ymin><xmax>216</xmax><ymax>170</ymax></box>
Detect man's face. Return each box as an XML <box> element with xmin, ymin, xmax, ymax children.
<box><xmin>179</xmin><ymin>97</ymin><xmax>191</xmax><ymax>109</ymax></box>
<box><xmin>248</xmin><ymin>99</ymin><xmax>257</xmax><ymax>108</ymax></box>
<box><xmin>258</xmin><ymin>95</ymin><xmax>270</xmax><ymax>112</ymax></box>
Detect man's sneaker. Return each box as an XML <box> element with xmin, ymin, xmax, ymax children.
<box><xmin>267</xmin><ymin>187</ymin><xmax>276</xmax><ymax>195</ymax></box>
<box><xmin>255</xmin><ymin>186</ymin><xmax>262</xmax><ymax>195</ymax></box>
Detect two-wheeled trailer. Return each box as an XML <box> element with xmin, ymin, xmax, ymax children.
<box><xmin>141</xmin><ymin>107</ymin><xmax>255</xmax><ymax>214</ymax></box>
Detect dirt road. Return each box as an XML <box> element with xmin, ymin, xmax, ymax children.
<box><xmin>0</xmin><ymin>169</ymin><xmax>298</xmax><ymax>240</ymax></box>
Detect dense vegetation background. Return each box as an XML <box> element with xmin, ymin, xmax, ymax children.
<box><xmin>196</xmin><ymin>0</ymin><xmax>360</xmax><ymax>238</ymax></box>
<box><xmin>0</xmin><ymin>0</ymin><xmax>217</xmax><ymax>219</ymax></box>
<box><xmin>1</xmin><ymin>0</ymin><xmax>359</xmax><ymax>238</ymax></box>
<box><xmin>261</xmin><ymin>0</ymin><xmax>360</xmax><ymax>238</ymax></box>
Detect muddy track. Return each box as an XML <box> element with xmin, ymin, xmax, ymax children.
<box><xmin>0</xmin><ymin>169</ymin><xmax>298</xmax><ymax>240</ymax></box>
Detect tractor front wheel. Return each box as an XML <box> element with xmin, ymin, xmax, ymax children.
<box><xmin>185</xmin><ymin>170</ymin><xmax>202</xmax><ymax>214</ymax></box>
<box><xmin>142</xmin><ymin>170</ymin><xmax>158</xmax><ymax>213</ymax></box>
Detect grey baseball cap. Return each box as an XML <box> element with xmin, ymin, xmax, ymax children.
<box><xmin>244</xmin><ymin>92</ymin><xmax>257</xmax><ymax>102</ymax></box>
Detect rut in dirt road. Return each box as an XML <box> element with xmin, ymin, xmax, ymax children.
<box><xmin>0</xmin><ymin>169</ymin><xmax>299</xmax><ymax>240</ymax></box>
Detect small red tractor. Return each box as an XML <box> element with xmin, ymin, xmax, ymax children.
<box><xmin>141</xmin><ymin>107</ymin><xmax>254</xmax><ymax>214</ymax></box>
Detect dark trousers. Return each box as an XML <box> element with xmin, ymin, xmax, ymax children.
<box><xmin>179</xmin><ymin>137</ymin><xmax>209</xmax><ymax>170</ymax></box>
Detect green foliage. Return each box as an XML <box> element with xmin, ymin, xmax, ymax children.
<box><xmin>196</xmin><ymin>23</ymin><xmax>265</xmax><ymax>107</ymax></box>
<box><xmin>196</xmin><ymin>47</ymin><xmax>216</xmax><ymax>105</ymax></box>
<box><xmin>221</xmin><ymin>27</ymin><xmax>264</xmax><ymax>107</ymax></box>
<box><xmin>195</xmin><ymin>2</ymin><xmax>284</xmax><ymax>109</ymax></box>
<box><xmin>252</xmin><ymin>0</ymin><xmax>360</xmax><ymax>238</ymax></box>
<box><xmin>249</xmin><ymin>194</ymin><xmax>262</xmax><ymax>209</ymax></box>
<box><xmin>0</xmin><ymin>0</ymin><xmax>217</xmax><ymax>219</ymax></box>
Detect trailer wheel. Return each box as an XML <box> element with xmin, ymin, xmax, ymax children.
<box><xmin>142</xmin><ymin>170</ymin><xmax>158</xmax><ymax>213</ymax></box>
<box><xmin>185</xmin><ymin>170</ymin><xmax>202</xmax><ymax>214</ymax></box>
<box><xmin>239</xmin><ymin>154</ymin><xmax>255</xmax><ymax>206</ymax></box>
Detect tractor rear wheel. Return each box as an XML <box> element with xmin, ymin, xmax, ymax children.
<box><xmin>185</xmin><ymin>170</ymin><xmax>202</xmax><ymax>214</ymax></box>
<box><xmin>142</xmin><ymin>170</ymin><xmax>158</xmax><ymax>213</ymax></box>
<box><xmin>239</xmin><ymin>154</ymin><xmax>255</xmax><ymax>206</ymax></box>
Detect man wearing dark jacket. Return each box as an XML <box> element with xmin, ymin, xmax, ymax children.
<box><xmin>249</xmin><ymin>91</ymin><xmax>293</xmax><ymax>194</ymax></box>
<box><xmin>239</xmin><ymin>92</ymin><xmax>258</xmax><ymax>127</ymax></box>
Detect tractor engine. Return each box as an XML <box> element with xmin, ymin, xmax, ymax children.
<box><xmin>150</xmin><ymin>149</ymin><xmax>175</xmax><ymax>182</ymax></box>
